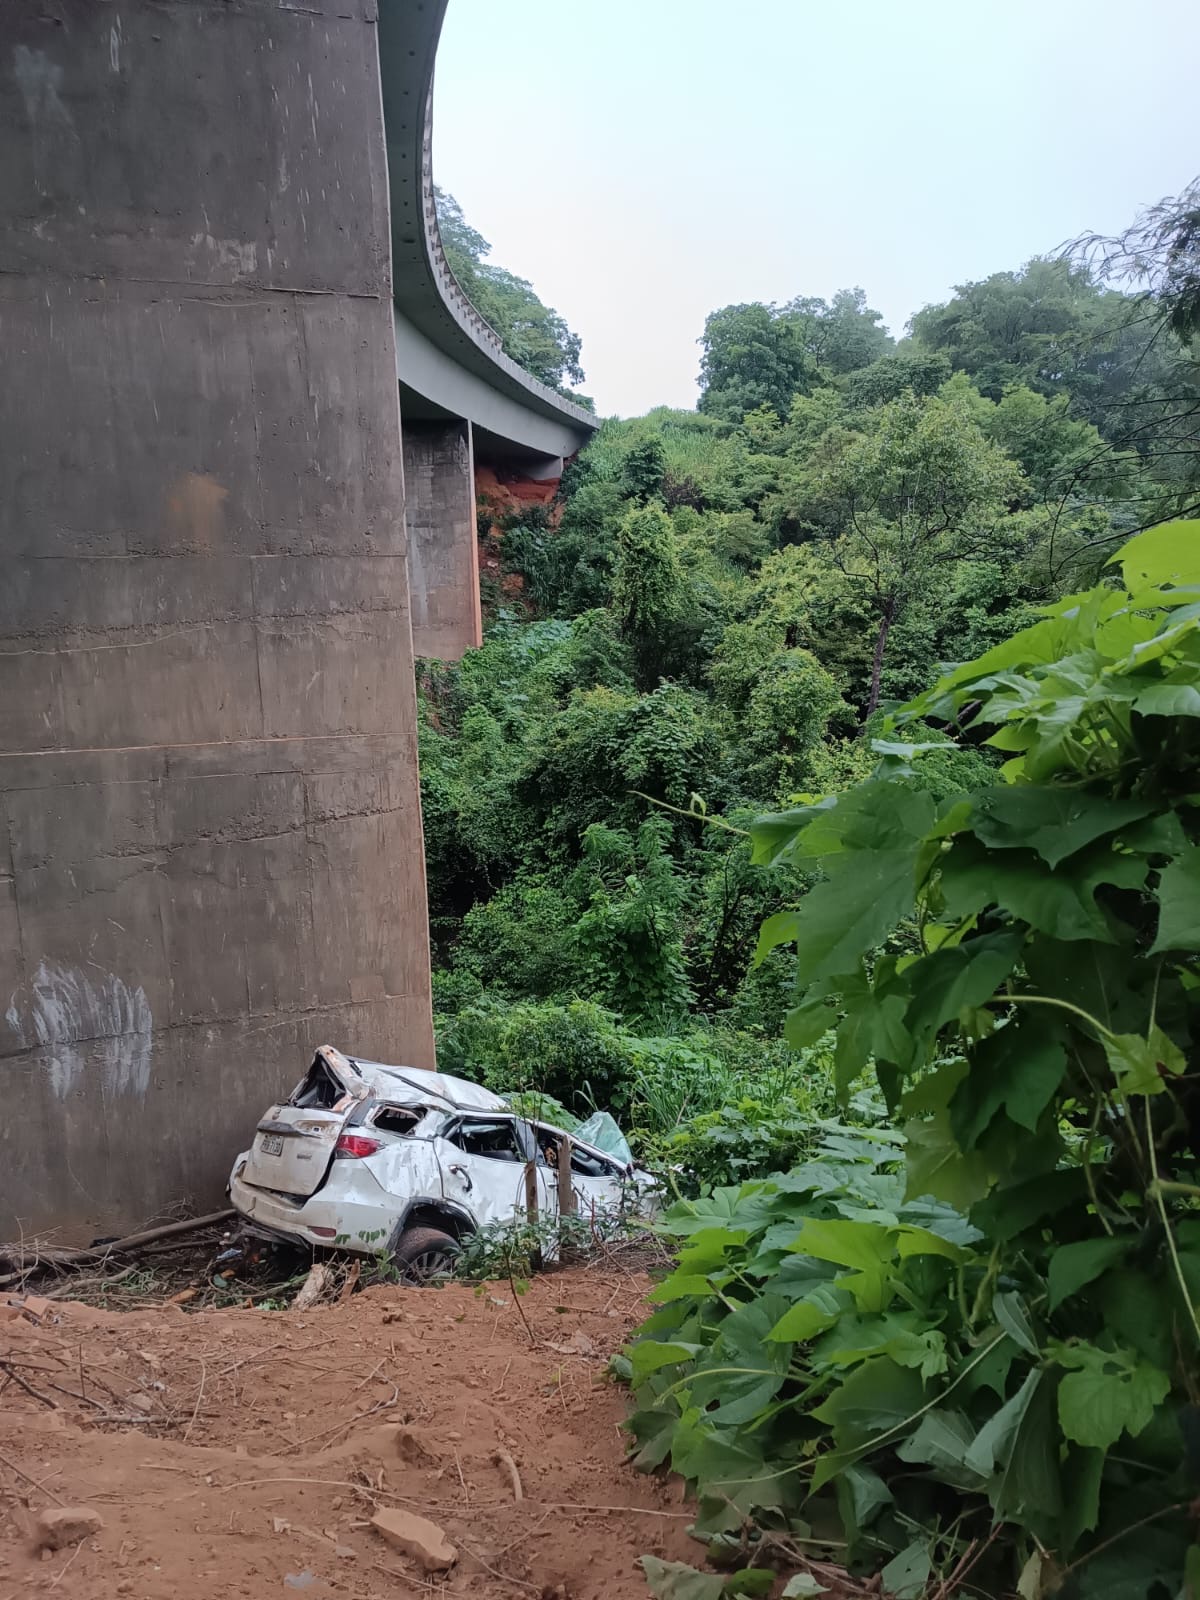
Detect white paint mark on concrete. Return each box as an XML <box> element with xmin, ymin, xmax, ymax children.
<box><xmin>5</xmin><ymin>959</ymin><xmax>153</xmax><ymax>1098</ymax></box>
<box><xmin>13</xmin><ymin>46</ymin><xmax>73</xmax><ymax>129</ymax></box>
<box><xmin>190</xmin><ymin>233</ymin><xmax>259</xmax><ymax>279</ymax></box>
<box><xmin>13</xmin><ymin>45</ymin><xmax>80</xmax><ymax>195</ymax></box>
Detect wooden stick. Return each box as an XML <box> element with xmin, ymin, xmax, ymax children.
<box><xmin>0</xmin><ymin>1449</ymin><xmax>66</xmax><ymax>1506</ymax></box>
<box><xmin>0</xmin><ymin>1361</ymin><xmax>58</xmax><ymax>1408</ymax></box>
<box><xmin>557</xmin><ymin>1139</ymin><xmax>576</xmax><ymax>1217</ymax></box>
<box><xmin>0</xmin><ymin>1209</ymin><xmax>235</xmax><ymax>1278</ymax></box>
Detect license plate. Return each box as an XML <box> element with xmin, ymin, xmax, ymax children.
<box><xmin>260</xmin><ymin>1134</ymin><xmax>284</xmax><ymax>1156</ymax></box>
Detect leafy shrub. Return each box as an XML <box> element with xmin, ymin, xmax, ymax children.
<box><xmin>436</xmin><ymin>997</ymin><xmax>640</xmax><ymax>1116</ymax></box>
<box><xmin>626</xmin><ymin>522</ymin><xmax>1200</xmax><ymax>1599</ymax></box>
<box><xmin>644</xmin><ymin>1098</ymin><xmax>817</xmax><ymax>1193</ymax></box>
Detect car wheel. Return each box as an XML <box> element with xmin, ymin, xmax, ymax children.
<box><xmin>389</xmin><ymin>1224</ymin><xmax>460</xmax><ymax>1285</ymax></box>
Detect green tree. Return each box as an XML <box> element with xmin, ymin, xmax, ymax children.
<box><xmin>436</xmin><ymin>188</ymin><xmax>588</xmax><ymax>397</ymax></box>
<box><xmin>612</xmin><ymin>502</ymin><xmax>691</xmax><ymax>687</ymax></box>
<box><xmin>698</xmin><ymin>302</ymin><xmax>821</xmax><ymax>420</ymax></box>
<box><xmin>909</xmin><ymin>257</ymin><xmax>1115</xmax><ymax>403</ymax></box>
<box><xmin>796</xmin><ymin>393</ymin><xmax>1022</xmax><ymax>715</ymax></box>
<box><xmin>1075</xmin><ymin>176</ymin><xmax>1200</xmax><ymax>347</ymax></box>
<box><xmin>785</xmin><ymin>287</ymin><xmax>894</xmax><ymax>375</ymax></box>
<box><xmin>844</xmin><ymin>349</ymin><xmax>951</xmax><ymax>409</ymax></box>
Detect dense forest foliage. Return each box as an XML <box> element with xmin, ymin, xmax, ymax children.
<box><xmin>436</xmin><ymin>187</ymin><xmax>591</xmax><ymax>403</ymax></box>
<box><xmin>422</xmin><ymin>185</ymin><xmax>1199</xmax><ymax>1106</ymax></box>
<box><xmin>422</xmin><ymin>181</ymin><xmax>1200</xmax><ymax>1598</ymax></box>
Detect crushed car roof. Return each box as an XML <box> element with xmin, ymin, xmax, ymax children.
<box><xmin>320</xmin><ymin>1046</ymin><xmax>508</xmax><ymax>1113</ymax></box>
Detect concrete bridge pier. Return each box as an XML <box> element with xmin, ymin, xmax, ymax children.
<box><xmin>0</xmin><ymin>0</ymin><xmax>436</xmax><ymax>1242</ymax></box>
<box><xmin>404</xmin><ymin>421</ymin><xmax>482</xmax><ymax>661</ymax></box>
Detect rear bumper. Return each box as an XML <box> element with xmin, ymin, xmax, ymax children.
<box><xmin>228</xmin><ymin>1156</ymin><xmax>400</xmax><ymax>1255</ymax></box>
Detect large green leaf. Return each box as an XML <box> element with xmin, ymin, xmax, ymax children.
<box><xmin>1113</xmin><ymin>520</ymin><xmax>1200</xmax><ymax>589</ymax></box>
<box><xmin>627</xmin><ymin>1405</ymin><xmax>678</xmax><ymax>1472</ymax></box>
<box><xmin>993</xmin><ymin>1290</ymin><xmax>1040</xmax><ymax>1356</ymax></box>
<box><xmin>1133</xmin><ymin>676</ymin><xmax>1200</xmax><ymax>718</ymax></box>
<box><xmin>1048</xmin><ymin>1236</ymin><xmax>1131</xmax><ymax>1310</ymax></box>
<box><xmin>641</xmin><ymin>1557</ymin><xmax>726</xmax><ymax>1600</ymax></box>
<box><xmin>989</xmin><ymin>1369</ymin><xmax>1063</xmax><ymax>1532</ymax></box>
<box><xmin>630</xmin><ymin>1340</ymin><xmax>704</xmax><ymax>1383</ymax></box>
<box><xmin>1023</xmin><ymin>936</ymin><xmax>1150</xmax><ymax>1037</ymax></box>
<box><xmin>970</xmin><ymin>1168</ymin><xmax>1088</xmax><ymax>1242</ymax></box>
<box><xmin>668</xmin><ymin>1408</ymin><xmax>776</xmax><ymax>1499</ymax></box>
<box><xmin>880</xmin><ymin>1542</ymin><xmax>932</xmax><ymax>1600</ymax></box>
<box><xmin>903</xmin><ymin>933</ymin><xmax>1023</xmax><ymax>1056</ymax></box>
<box><xmin>903</xmin><ymin>1111</ymin><xmax>991</xmax><ymax>1210</ymax></box>
<box><xmin>691</xmin><ymin>1294</ymin><xmax>793</xmax><ymax>1425</ymax></box>
<box><xmin>835</xmin><ymin>1463</ymin><xmax>892</xmax><ymax>1546</ymax></box>
<box><xmin>941</xmin><ymin>836</ymin><xmax>1148</xmax><ymax>943</ymax></box>
<box><xmin>789</xmin><ymin>1218</ymin><xmax>897</xmax><ymax>1311</ymax></box>
<box><xmin>791</xmin><ymin>781</ymin><xmax>936</xmax><ymax>861</ymax></box>
<box><xmin>1151</xmin><ymin>846</ymin><xmax>1200</xmax><ymax>954</ymax></box>
<box><xmin>830</xmin><ymin>964</ymin><xmax>913</xmax><ymax>1094</ymax></box>
<box><xmin>1058</xmin><ymin>1445</ymin><xmax>1105</xmax><ymax>1553</ymax></box>
<box><xmin>1052</xmin><ymin>1340</ymin><xmax>1171</xmax><ymax>1449</ymax></box>
<box><xmin>768</xmin><ymin>1283</ymin><xmax>848</xmax><ymax>1344</ymax></box>
<box><xmin>811</xmin><ymin>1357</ymin><xmax>925</xmax><ymax>1449</ymax></box>
<box><xmin>814</xmin><ymin>1313</ymin><xmax>948</xmax><ymax>1380</ymax></box>
<box><xmin>1098</xmin><ymin>1269</ymin><xmax>1175</xmax><ymax>1368</ymax></box>
<box><xmin>1102</xmin><ymin>1023</ymin><xmax>1187</xmax><ymax>1097</ymax></box>
<box><xmin>775</xmin><ymin>848</ymin><xmax>926</xmax><ymax>987</ymax></box>
<box><xmin>964</xmin><ymin>1368</ymin><xmax>1039</xmax><ymax>1478</ymax></box>
<box><xmin>969</xmin><ymin>787</ymin><xmax>1155</xmax><ymax>868</ymax></box>
<box><xmin>950</xmin><ymin>1019</ymin><xmax>1066</xmax><ymax>1149</ymax></box>
<box><xmin>749</xmin><ymin>800</ymin><xmax>835</xmax><ymax>867</ymax></box>
<box><xmin>896</xmin><ymin>1409</ymin><xmax>981</xmax><ymax>1483</ymax></box>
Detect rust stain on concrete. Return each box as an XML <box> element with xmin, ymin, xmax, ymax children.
<box><xmin>164</xmin><ymin>472</ymin><xmax>229</xmax><ymax>550</ymax></box>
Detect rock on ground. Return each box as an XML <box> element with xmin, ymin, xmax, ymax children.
<box><xmin>371</xmin><ymin>1506</ymin><xmax>457</xmax><ymax>1571</ymax></box>
<box><xmin>34</xmin><ymin>1506</ymin><xmax>104</xmax><ymax>1551</ymax></box>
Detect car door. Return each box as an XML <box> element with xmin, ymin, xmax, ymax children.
<box><xmin>432</xmin><ymin>1115</ymin><xmax>538</xmax><ymax>1227</ymax></box>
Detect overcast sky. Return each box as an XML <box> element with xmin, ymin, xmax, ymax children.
<box><xmin>433</xmin><ymin>0</ymin><xmax>1197</xmax><ymax>419</ymax></box>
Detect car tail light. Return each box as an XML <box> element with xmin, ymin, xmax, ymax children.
<box><xmin>334</xmin><ymin>1134</ymin><xmax>381</xmax><ymax>1160</ymax></box>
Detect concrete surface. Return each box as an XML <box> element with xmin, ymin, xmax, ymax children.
<box><xmin>405</xmin><ymin>423</ymin><xmax>484</xmax><ymax>661</ymax></box>
<box><xmin>0</xmin><ymin>0</ymin><xmax>435</xmax><ymax>1241</ymax></box>
<box><xmin>378</xmin><ymin>0</ymin><xmax>597</xmax><ymax>457</ymax></box>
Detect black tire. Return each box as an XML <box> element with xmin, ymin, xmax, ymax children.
<box><xmin>389</xmin><ymin>1224</ymin><xmax>460</xmax><ymax>1285</ymax></box>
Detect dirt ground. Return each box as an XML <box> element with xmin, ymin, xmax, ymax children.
<box><xmin>0</xmin><ymin>1267</ymin><xmax>700</xmax><ymax>1600</ymax></box>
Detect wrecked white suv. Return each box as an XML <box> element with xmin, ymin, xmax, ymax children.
<box><xmin>228</xmin><ymin>1046</ymin><xmax>656</xmax><ymax>1281</ymax></box>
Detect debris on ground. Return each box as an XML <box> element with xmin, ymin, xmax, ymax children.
<box><xmin>370</xmin><ymin>1505</ymin><xmax>457</xmax><ymax>1570</ymax></box>
<box><xmin>0</xmin><ymin>1265</ymin><xmax>698</xmax><ymax>1599</ymax></box>
<box><xmin>33</xmin><ymin>1506</ymin><xmax>104</xmax><ymax>1551</ymax></box>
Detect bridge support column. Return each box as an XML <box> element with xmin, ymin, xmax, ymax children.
<box><xmin>404</xmin><ymin>421</ymin><xmax>483</xmax><ymax>662</ymax></box>
<box><xmin>0</xmin><ymin>0</ymin><xmax>435</xmax><ymax>1241</ymax></box>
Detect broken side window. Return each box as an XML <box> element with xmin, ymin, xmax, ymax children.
<box><xmin>446</xmin><ymin>1119</ymin><xmax>524</xmax><ymax>1162</ymax></box>
<box><xmin>570</xmin><ymin>1146</ymin><xmax>620</xmax><ymax>1179</ymax></box>
<box><xmin>372</xmin><ymin>1106</ymin><xmax>420</xmax><ymax>1136</ymax></box>
<box><xmin>531</xmin><ymin>1124</ymin><xmax>620</xmax><ymax>1179</ymax></box>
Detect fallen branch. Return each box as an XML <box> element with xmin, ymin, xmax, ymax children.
<box><xmin>0</xmin><ymin>1209</ymin><xmax>235</xmax><ymax>1281</ymax></box>
<box><xmin>0</xmin><ymin>1448</ymin><xmax>66</xmax><ymax>1506</ymax></box>
<box><xmin>0</xmin><ymin>1361</ymin><xmax>59</xmax><ymax>1408</ymax></box>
